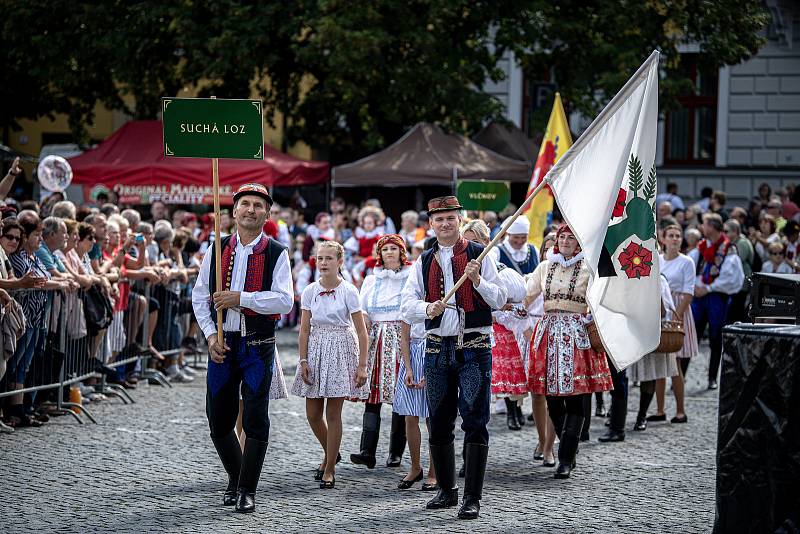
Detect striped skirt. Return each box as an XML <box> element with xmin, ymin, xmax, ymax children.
<box><xmin>393</xmin><ymin>338</ymin><xmax>428</xmax><ymax>418</ymax></box>
<box><xmin>671</xmin><ymin>291</ymin><xmax>699</xmax><ymax>359</ymax></box>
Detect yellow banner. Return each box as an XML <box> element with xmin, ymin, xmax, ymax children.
<box><xmin>526</xmin><ymin>93</ymin><xmax>573</xmax><ymax>248</ymax></box>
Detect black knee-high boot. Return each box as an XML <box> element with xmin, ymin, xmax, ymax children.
<box><xmin>211</xmin><ymin>431</ymin><xmax>242</xmax><ymax>506</ymax></box>
<box><xmin>505</xmin><ymin>397</ymin><xmax>521</xmax><ymax>431</ymax></box>
<box><xmin>350</xmin><ymin>410</ymin><xmax>380</xmax><ymax>468</ymax></box>
<box><xmin>235</xmin><ymin>438</ymin><xmax>268</xmax><ymax>513</ymax></box>
<box><xmin>386</xmin><ymin>412</ymin><xmax>407</xmax><ymax>467</ymax></box>
<box><xmin>555</xmin><ymin>414</ymin><xmax>583</xmax><ymax>479</ymax></box>
<box><xmin>426</xmin><ymin>442</ymin><xmax>459</xmax><ymax>509</ymax></box>
<box><xmin>458</xmin><ymin>443</ymin><xmax>489</xmax><ymax>520</ymax></box>
<box><xmin>635</xmin><ymin>380</ymin><xmax>656</xmax><ymax>431</ymax></box>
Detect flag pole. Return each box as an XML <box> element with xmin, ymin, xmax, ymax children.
<box><xmin>209</xmin><ymin>97</ymin><xmax>224</xmax><ymax>341</ymax></box>
<box><xmin>441</xmin><ymin>179</ymin><xmax>548</xmax><ymax>304</ymax></box>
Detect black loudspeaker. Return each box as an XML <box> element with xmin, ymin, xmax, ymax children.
<box><xmin>748</xmin><ymin>273</ymin><xmax>800</xmax><ymax>324</ymax></box>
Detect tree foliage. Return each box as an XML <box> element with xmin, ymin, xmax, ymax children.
<box><xmin>0</xmin><ymin>0</ymin><xmax>769</xmax><ymax>160</ymax></box>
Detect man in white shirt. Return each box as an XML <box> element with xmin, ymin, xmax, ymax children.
<box><xmin>401</xmin><ymin>195</ymin><xmax>506</xmax><ymax>520</ymax></box>
<box><xmin>192</xmin><ymin>183</ymin><xmax>293</xmax><ymax>513</ymax></box>
<box><xmin>688</xmin><ymin>213</ymin><xmax>744</xmax><ymax>390</ymax></box>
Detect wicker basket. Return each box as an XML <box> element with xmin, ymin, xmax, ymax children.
<box><xmin>586</xmin><ymin>321</ymin><xmax>605</xmax><ymax>352</ymax></box>
<box><xmin>656</xmin><ymin>320</ymin><xmax>685</xmax><ymax>353</ymax></box>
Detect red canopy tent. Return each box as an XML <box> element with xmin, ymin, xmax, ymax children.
<box><xmin>69</xmin><ymin>120</ymin><xmax>329</xmax><ymax>205</ymax></box>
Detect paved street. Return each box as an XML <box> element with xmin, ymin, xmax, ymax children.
<box><xmin>3</xmin><ymin>331</ymin><xmax>718</xmax><ymax>533</ymax></box>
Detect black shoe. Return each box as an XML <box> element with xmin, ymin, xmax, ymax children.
<box><xmin>533</xmin><ymin>445</ymin><xmax>544</xmax><ymax>461</ymax></box>
<box><xmin>515</xmin><ymin>404</ymin><xmax>526</xmax><ymax>427</ymax></box>
<box><xmin>319</xmin><ymin>476</ymin><xmax>335</xmax><ymax>489</ymax></box>
<box><xmin>235</xmin><ymin>438</ymin><xmax>268</xmax><ymax>513</ymax></box>
<box><xmin>426</xmin><ymin>442</ymin><xmax>459</xmax><ymax>509</ymax></box>
<box><xmin>397</xmin><ymin>469</ymin><xmax>424</xmax><ymax>489</ymax></box>
<box><xmin>505</xmin><ymin>398</ymin><xmax>521</xmax><ymax>431</ymax></box>
<box><xmin>421</xmin><ymin>482</ymin><xmax>439</xmax><ymax>491</ymax></box>
<box><xmin>542</xmin><ymin>455</ymin><xmax>556</xmax><ymax>468</ymax></box>
<box><xmin>457</xmin><ymin>443</ymin><xmax>488</xmax><ymax>520</ymax></box>
<box><xmin>595</xmin><ymin>406</ymin><xmax>606</xmax><ymax>417</ymax></box>
<box><xmin>211</xmin><ymin>432</ymin><xmax>242</xmax><ymax>506</ymax></box>
<box><xmin>599</xmin><ymin>398</ymin><xmax>627</xmax><ymax>443</ymax></box>
<box><xmin>314</xmin><ymin>453</ymin><xmax>342</xmax><ymax>480</ymax></box>
<box><xmin>646</xmin><ymin>414</ymin><xmax>666</xmax><ymax>422</ymax></box>
<box><xmin>633</xmin><ymin>418</ymin><xmax>647</xmax><ymax>431</ymax></box>
<box><xmin>597</xmin><ymin>429</ymin><xmax>625</xmax><ymax>442</ymax></box>
<box><xmin>527</xmin><ymin>413</ymin><xmax>534</xmax><ymax>422</ymax></box>
<box><xmin>350</xmin><ymin>411</ymin><xmax>380</xmax><ymax>469</ymax></box>
<box><xmin>235</xmin><ymin>489</ymin><xmax>255</xmax><ymax>512</ymax></box>
<box><xmin>671</xmin><ymin>415</ymin><xmax>688</xmax><ymax>424</ymax></box>
<box><xmin>386</xmin><ymin>412</ymin><xmax>406</xmax><ymax>467</ymax></box>
<box><xmin>708</xmin><ymin>380</ymin><xmax>718</xmax><ymax>390</ymax></box>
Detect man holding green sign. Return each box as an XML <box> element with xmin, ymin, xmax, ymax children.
<box><xmin>168</xmin><ymin>98</ymin><xmax>293</xmax><ymax>514</ymax></box>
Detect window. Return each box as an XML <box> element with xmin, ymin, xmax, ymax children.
<box><xmin>664</xmin><ymin>54</ymin><xmax>718</xmax><ymax>165</ymax></box>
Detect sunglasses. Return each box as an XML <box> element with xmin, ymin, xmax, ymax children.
<box><xmin>2</xmin><ymin>234</ymin><xmax>21</xmax><ymax>242</ymax></box>
<box><xmin>770</xmin><ymin>252</ymin><xmax>784</xmax><ymax>256</ymax></box>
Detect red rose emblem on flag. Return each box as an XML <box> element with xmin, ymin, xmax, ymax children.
<box><xmin>612</xmin><ymin>188</ymin><xmax>627</xmax><ymax>218</ymax></box>
<box><xmin>617</xmin><ymin>241</ymin><xmax>653</xmax><ymax>278</ymax></box>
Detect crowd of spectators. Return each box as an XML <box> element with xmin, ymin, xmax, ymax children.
<box><xmin>1</xmin><ymin>147</ymin><xmax>798</xmax><ymax>434</ymax></box>
<box><xmin>0</xmin><ymin>161</ymin><xmax>203</xmax><ymax>432</ymax></box>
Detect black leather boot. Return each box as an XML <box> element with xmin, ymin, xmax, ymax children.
<box><xmin>426</xmin><ymin>442</ymin><xmax>459</xmax><ymax>509</ymax></box>
<box><xmin>350</xmin><ymin>411</ymin><xmax>380</xmax><ymax>469</ymax></box>
<box><xmin>458</xmin><ymin>443</ymin><xmax>489</xmax><ymax>520</ymax></box>
<box><xmin>386</xmin><ymin>412</ymin><xmax>406</xmax><ymax>467</ymax></box>
<box><xmin>505</xmin><ymin>398</ymin><xmax>521</xmax><ymax>431</ymax></box>
<box><xmin>235</xmin><ymin>438</ymin><xmax>268</xmax><ymax>512</ymax></box>
<box><xmin>515</xmin><ymin>403</ymin><xmax>526</xmax><ymax>427</ymax></box>
<box><xmin>598</xmin><ymin>396</ymin><xmax>627</xmax><ymax>443</ymax></box>
<box><xmin>555</xmin><ymin>414</ymin><xmax>583</xmax><ymax>479</ymax></box>
<box><xmin>211</xmin><ymin>431</ymin><xmax>242</xmax><ymax>506</ymax></box>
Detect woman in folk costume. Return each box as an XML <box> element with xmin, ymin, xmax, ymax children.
<box><xmin>524</xmin><ymin>224</ymin><xmax>613</xmax><ymax>479</ymax></box>
<box><xmin>394</xmin><ymin>320</ymin><xmax>437</xmax><ymax>490</ymax></box>
<box><xmin>291</xmin><ymin>240</ymin><xmax>369</xmax><ymax>489</ymax></box>
<box><xmin>651</xmin><ymin>223</ymin><xmax>697</xmax><ymax>425</ymax></box>
<box><xmin>350</xmin><ymin>234</ymin><xmax>410</xmax><ymax>469</ymax></box>
<box><xmin>462</xmin><ymin>220</ymin><xmax>529</xmax><ymax>432</ymax></box>
<box><xmin>526</xmin><ymin>232</ymin><xmax>557</xmax><ymax>467</ymax></box>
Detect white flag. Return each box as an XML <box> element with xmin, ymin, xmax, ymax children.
<box><xmin>545</xmin><ymin>51</ymin><xmax>661</xmax><ymax>370</ymax></box>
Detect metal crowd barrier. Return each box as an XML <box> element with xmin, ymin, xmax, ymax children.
<box><xmin>0</xmin><ymin>275</ymin><xmax>203</xmax><ymax>426</ymax></box>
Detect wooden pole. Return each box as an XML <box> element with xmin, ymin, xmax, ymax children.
<box><xmin>441</xmin><ymin>179</ymin><xmax>548</xmax><ymax>304</ymax></box>
<box><xmin>212</xmin><ymin>155</ymin><xmax>223</xmax><ymax>341</ymax></box>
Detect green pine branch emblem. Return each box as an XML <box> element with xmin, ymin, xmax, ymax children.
<box><xmin>597</xmin><ymin>153</ymin><xmax>657</xmax><ymax>278</ymax></box>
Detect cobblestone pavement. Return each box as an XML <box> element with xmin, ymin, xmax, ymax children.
<box><xmin>3</xmin><ymin>331</ymin><xmax>718</xmax><ymax>533</ymax></box>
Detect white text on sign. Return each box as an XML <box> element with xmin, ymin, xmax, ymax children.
<box><xmin>179</xmin><ymin>123</ymin><xmax>247</xmax><ymax>134</ymax></box>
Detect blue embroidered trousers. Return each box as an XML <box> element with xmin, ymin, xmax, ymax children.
<box><xmin>206</xmin><ymin>332</ymin><xmax>274</xmax><ymax>442</ymax></box>
<box><xmin>424</xmin><ymin>334</ymin><xmax>492</xmax><ymax>447</ymax></box>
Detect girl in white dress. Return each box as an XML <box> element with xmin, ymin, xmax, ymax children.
<box><xmin>291</xmin><ymin>241</ymin><xmax>369</xmax><ymax>489</ymax></box>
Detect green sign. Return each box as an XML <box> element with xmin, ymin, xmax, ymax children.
<box><xmin>457</xmin><ymin>180</ymin><xmax>510</xmax><ymax>211</ymax></box>
<box><xmin>161</xmin><ymin>97</ymin><xmax>264</xmax><ymax>159</ymax></box>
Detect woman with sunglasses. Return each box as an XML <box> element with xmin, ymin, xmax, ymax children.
<box><xmin>3</xmin><ymin>214</ymin><xmax>72</xmax><ymax>428</ymax></box>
